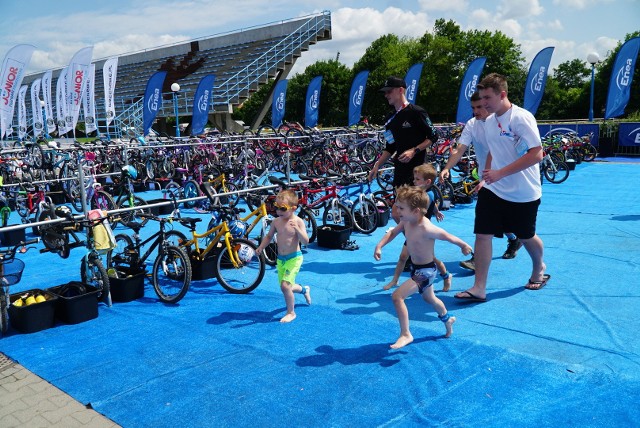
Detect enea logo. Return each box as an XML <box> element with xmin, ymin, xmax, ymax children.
<box><xmin>276</xmin><ymin>92</ymin><xmax>285</xmax><ymax>112</ymax></box>
<box><xmin>352</xmin><ymin>85</ymin><xmax>364</xmax><ymax>106</ymax></box>
<box><xmin>309</xmin><ymin>89</ymin><xmax>319</xmax><ymax>109</ymax></box>
<box><xmin>198</xmin><ymin>90</ymin><xmax>210</xmax><ymax>112</ymax></box>
<box><xmin>464</xmin><ymin>74</ymin><xmax>479</xmax><ymax>100</ymax></box>
<box><xmin>628</xmin><ymin>126</ymin><xmax>640</xmax><ymax>144</ymax></box>
<box><xmin>406</xmin><ymin>79</ymin><xmax>418</xmax><ymax>101</ymax></box>
<box><xmin>530</xmin><ymin>66</ymin><xmax>546</xmax><ymax>94</ymax></box>
<box><xmin>616</xmin><ymin>59</ymin><xmax>633</xmax><ymax>90</ymax></box>
<box><xmin>147</xmin><ymin>88</ymin><xmax>160</xmax><ymax>112</ymax></box>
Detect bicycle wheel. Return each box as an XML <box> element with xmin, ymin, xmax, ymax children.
<box><xmin>117</xmin><ymin>195</ymin><xmax>150</xmax><ymax>225</ymax></box>
<box><xmin>582</xmin><ymin>144</ymin><xmax>597</xmax><ymax>162</ymax></box>
<box><xmin>152</xmin><ymin>245</ymin><xmax>192</xmax><ymax>304</ymax></box>
<box><xmin>106</xmin><ymin>234</ymin><xmax>134</xmax><ymax>268</ymax></box>
<box><xmin>256</xmin><ymin>126</ymin><xmax>279</xmax><ymax>153</ymax></box>
<box><xmin>376</xmin><ymin>161</ymin><xmax>394</xmax><ymax>191</ymax></box>
<box><xmin>322</xmin><ymin>202</ymin><xmax>354</xmax><ymax>229</ymax></box>
<box><xmin>80</xmin><ymin>254</ymin><xmax>111</xmax><ymax>305</ymax></box>
<box><xmin>215</xmin><ymin>238</ymin><xmax>265</xmax><ymax>294</ymax></box>
<box><xmin>351</xmin><ymin>199</ymin><xmax>378</xmax><ymax>234</ymax></box>
<box><xmin>298</xmin><ymin>206</ymin><xmax>317</xmax><ymax>243</ymax></box>
<box><xmin>543</xmin><ymin>160</ymin><xmax>570</xmax><ymax>184</ymax></box>
<box><xmin>436</xmin><ymin>179</ymin><xmax>455</xmax><ymax>209</ymax></box>
<box><xmin>91</xmin><ymin>190</ymin><xmax>117</xmax><ymax>212</ymax></box>
<box><xmin>182</xmin><ymin>180</ymin><xmax>200</xmax><ymax>208</ymax></box>
<box><xmin>13</xmin><ymin>189</ymin><xmax>29</xmax><ymax>219</ymax></box>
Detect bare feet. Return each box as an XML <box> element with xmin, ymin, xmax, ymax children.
<box><xmin>390</xmin><ymin>333</ymin><xmax>414</xmax><ymax>349</ymax></box>
<box><xmin>302</xmin><ymin>286</ymin><xmax>311</xmax><ymax>305</ymax></box>
<box><xmin>280</xmin><ymin>313</ymin><xmax>296</xmax><ymax>323</ymax></box>
<box><xmin>442</xmin><ymin>274</ymin><xmax>452</xmax><ymax>292</ymax></box>
<box><xmin>383</xmin><ymin>281</ymin><xmax>398</xmax><ymax>291</ymax></box>
<box><xmin>444</xmin><ymin>316</ymin><xmax>456</xmax><ymax>338</ymax></box>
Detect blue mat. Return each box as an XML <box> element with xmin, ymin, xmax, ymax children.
<box><xmin>2</xmin><ymin>161</ymin><xmax>640</xmax><ymax>427</ymax></box>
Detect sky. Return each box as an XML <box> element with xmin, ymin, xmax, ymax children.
<box><xmin>1</xmin><ymin>0</ymin><xmax>638</xmax><ymax>77</ymax></box>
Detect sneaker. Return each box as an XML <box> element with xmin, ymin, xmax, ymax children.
<box><xmin>459</xmin><ymin>258</ymin><xmax>475</xmax><ymax>271</ymax></box>
<box><xmin>502</xmin><ymin>238</ymin><xmax>523</xmax><ymax>259</ymax></box>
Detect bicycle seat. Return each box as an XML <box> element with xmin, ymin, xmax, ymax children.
<box><xmin>177</xmin><ymin>217</ymin><xmax>202</xmax><ymax>230</ymax></box>
<box><xmin>268</xmin><ymin>176</ymin><xmax>287</xmax><ymax>187</ymax></box>
<box><xmin>122</xmin><ymin>220</ymin><xmax>144</xmax><ymax>233</ymax></box>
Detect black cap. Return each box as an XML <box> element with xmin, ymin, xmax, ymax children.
<box><xmin>379</xmin><ymin>76</ymin><xmax>407</xmax><ymax>92</ymax></box>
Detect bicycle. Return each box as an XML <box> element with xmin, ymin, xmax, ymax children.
<box><xmin>106</xmin><ymin>212</ymin><xmax>192</xmax><ymax>304</ymax></box>
<box><xmin>540</xmin><ymin>147</ymin><xmax>570</xmax><ymax>184</ymax></box>
<box><xmin>0</xmin><ymin>238</ymin><xmax>39</xmax><ymax>337</ymax></box>
<box><xmin>107</xmin><ymin>165</ymin><xmax>150</xmax><ymax>227</ymax></box>
<box><xmin>339</xmin><ymin>176</ymin><xmax>390</xmax><ymax>234</ymax></box>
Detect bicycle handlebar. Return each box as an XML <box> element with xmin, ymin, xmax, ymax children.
<box><xmin>0</xmin><ymin>238</ymin><xmax>40</xmax><ymax>260</ymax></box>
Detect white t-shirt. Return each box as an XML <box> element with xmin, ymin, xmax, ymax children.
<box><xmin>480</xmin><ymin>104</ymin><xmax>541</xmax><ymax>202</ymax></box>
<box><xmin>457</xmin><ymin>117</ymin><xmax>489</xmax><ymax>176</ymax></box>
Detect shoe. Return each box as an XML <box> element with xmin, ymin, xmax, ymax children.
<box><xmin>502</xmin><ymin>238</ymin><xmax>523</xmax><ymax>259</ymax></box>
<box><xmin>459</xmin><ymin>258</ymin><xmax>475</xmax><ymax>271</ymax></box>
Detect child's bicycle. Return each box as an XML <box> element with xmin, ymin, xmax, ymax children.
<box><xmin>0</xmin><ymin>238</ymin><xmax>40</xmax><ymax>337</ymax></box>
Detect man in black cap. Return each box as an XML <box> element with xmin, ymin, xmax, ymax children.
<box><xmin>368</xmin><ymin>76</ymin><xmax>439</xmax><ymax>219</ymax></box>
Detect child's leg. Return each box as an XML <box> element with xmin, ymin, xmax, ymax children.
<box><xmin>280</xmin><ymin>281</ymin><xmax>297</xmax><ymax>323</ymax></box>
<box><xmin>420</xmin><ymin>286</ymin><xmax>456</xmax><ymax>338</ymax></box>
<box><xmin>384</xmin><ymin>245</ymin><xmax>410</xmax><ymax>290</ymax></box>
<box><xmin>434</xmin><ymin>256</ymin><xmax>452</xmax><ymax>292</ymax></box>
<box><xmin>390</xmin><ymin>279</ymin><xmax>418</xmax><ymax>349</ymax></box>
<box><xmin>277</xmin><ymin>255</ymin><xmax>306</xmax><ymax>323</ymax></box>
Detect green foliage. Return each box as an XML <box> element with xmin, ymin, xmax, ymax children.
<box><xmin>554</xmin><ymin>59</ymin><xmax>591</xmax><ymax>89</ymax></box>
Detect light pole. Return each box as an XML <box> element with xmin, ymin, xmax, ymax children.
<box><xmin>171</xmin><ymin>82</ymin><xmax>181</xmax><ymax>137</ymax></box>
<box><xmin>587</xmin><ymin>52</ymin><xmax>600</xmax><ymax>122</ymax></box>
<box><xmin>40</xmin><ymin>99</ymin><xmax>50</xmax><ymax>139</ymax></box>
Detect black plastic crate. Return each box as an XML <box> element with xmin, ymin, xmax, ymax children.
<box><xmin>108</xmin><ymin>266</ymin><xmax>146</xmax><ymax>302</ymax></box>
<box><xmin>8</xmin><ymin>289</ymin><xmax>58</xmax><ymax>333</ymax></box>
<box><xmin>46</xmin><ymin>282</ymin><xmax>99</xmax><ymax>324</ymax></box>
<box><xmin>317</xmin><ymin>225</ymin><xmax>352</xmax><ymax>249</ymax></box>
<box><xmin>191</xmin><ymin>254</ymin><xmax>216</xmax><ymax>280</ymax></box>
<box><xmin>376</xmin><ymin>208</ymin><xmax>390</xmax><ymax>227</ymax></box>
<box><xmin>0</xmin><ymin>226</ymin><xmax>26</xmax><ymax>247</ymax></box>
<box><xmin>147</xmin><ymin>199</ymin><xmax>173</xmax><ymax>215</ymax></box>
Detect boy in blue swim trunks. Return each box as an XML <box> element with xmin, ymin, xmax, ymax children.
<box><xmin>374</xmin><ymin>186</ymin><xmax>473</xmax><ymax>348</ymax></box>
<box><xmin>256</xmin><ymin>189</ymin><xmax>311</xmax><ymax>323</ymax></box>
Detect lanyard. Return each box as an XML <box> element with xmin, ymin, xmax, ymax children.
<box><xmin>384</xmin><ymin>103</ymin><xmax>409</xmax><ymax>128</ymax></box>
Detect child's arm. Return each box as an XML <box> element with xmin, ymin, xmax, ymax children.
<box><xmin>292</xmin><ymin>217</ymin><xmax>309</xmax><ymax>245</ymax></box>
<box><xmin>255</xmin><ymin>222</ymin><xmax>277</xmax><ymax>254</ymax></box>
<box><xmin>427</xmin><ymin>225</ymin><xmax>473</xmax><ymax>255</ymax></box>
<box><xmin>373</xmin><ymin>224</ymin><xmax>403</xmax><ymax>260</ymax></box>
<box><xmin>433</xmin><ymin>204</ymin><xmax>444</xmax><ymax>222</ymax></box>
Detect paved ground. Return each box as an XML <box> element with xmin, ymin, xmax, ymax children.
<box><xmin>0</xmin><ymin>353</ymin><xmax>119</xmax><ymax>428</ymax></box>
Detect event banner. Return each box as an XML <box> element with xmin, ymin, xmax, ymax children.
<box><xmin>82</xmin><ymin>64</ymin><xmax>97</xmax><ymax>134</ymax></box>
<box><xmin>605</xmin><ymin>37</ymin><xmax>640</xmax><ymax>119</ymax></box>
<box><xmin>455</xmin><ymin>57</ymin><xmax>486</xmax><ymax>124</ymax></box>
<box><xmin>348</xmin><ymin>70</ymin><xmax>369</xmax><ymax>126</ymax></box>
<box><xmin>537</xmin><ymin>123</ymin><xmax>600</xmax><ymax>147</ymax></box>
<box><xmin>305</xmin><ymin>75</ymin><xmax>322</xmax><ymax>128</ymax></box>
<box><xmin>143</xmin><ymin>71</ymin><xmax>167</xmax><ymax>136</ymax></box>
<box><xmin>0</xmin><ymin>44</ymin><xmax>36</xmax><ymax>138</ymax></box>
<box><xmin>30</xmin><ymin>79</ymin><xmax>43</xmax><ymax>136</ymax></box>
<box><xmin>271</xmin><ymin>79</ymin><xmax>288</xmax><ymax>129</ymax></box>
<box><xmin>618</xmin><ymin>122</ymin><xmax>640</xmax><ymax>147</ymax></box>
<box><xmin>17</xmin><ymin>85</ymin><xmax>27</xmax><ymax>139</ymax></box>
<box><xmin>42</xmin><ymin>70</ymin><xmax>56</xmax><ymax>135</ymax></box>
<box><xmin>56</xmin><ymin>68</ymin><xmax>69</xmax><ymax>134</ymax></box>
<box><xmin>103</xmin><ymin>57</ymin><xmax>118</xmax><ymax>126</ymax></box>
<box><xmin>64</xmin><ymin>46</ymin><xmax>93</xmax><ymax>134</ymax></box>
<box><xmin>523</xmin><ymin>47</ymin><xmax>554</xmax><ymax>115</ymax></box>
<box><xmin>404</xmin><ymin>63</ymin><xmax>423</xmax><ymax>105</ymax></box>
<box><xmin>191</xmin><ymin>74</ymin><xmax>215</xmax><ymax>135</ymax></box>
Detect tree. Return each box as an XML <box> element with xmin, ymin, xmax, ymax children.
<box><xmin>554</xmin><ymin>59</ymin><xmax>590</xmax><ymax>89</ymax></box>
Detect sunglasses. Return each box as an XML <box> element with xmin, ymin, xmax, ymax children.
<box><xmin>273</xmin><ymin>202</ymin><xmax>293</xmax><ymax>211</ymax></box>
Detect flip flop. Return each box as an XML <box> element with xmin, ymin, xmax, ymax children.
<box><xmin>525</xmin><ymin>274</ymin><xmax>551</xmax><ymax>290</ymax></box>
<box><xmin>454</xmin><ymin>290</ymin><xmax>486</xmax><ymax>302</ymax></box>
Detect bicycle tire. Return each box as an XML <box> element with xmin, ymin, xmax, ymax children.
<box><xmin>214</xmin><ymin>238</ymin><xmax>265</xmax><ymax>294</ymax></box>
<box><xmin>1</xmin><ymin>294</ymin><xmax>9</xmax><ymax>335</ymax></box>
<box><xmin>182</xmin><ymin>180</ymin><xmax>200</xmax><ymax>208</ymax></box>
<box><xmin>543</xmin><ymin>160</ymin><xmax>570</xmax><ymax>184</ymax></box>
<box><xmin>322</xmin><ymin>202</ymin><xmax>354</xmax><ymax>229</ymax></box>
<box><xmin>376</xmin><ymin>161</ymin><xmax>394</xmax><ymax>191</ymax></box>
<box><xmin>351</xmin><ymin>199</ymin><xmax>378</xmax><ymax>234</ymax></box>
<box><xmin>91</xmin><ymin>190</ymin><xmax>117</xmax><ymax>213</ymax></box>
<box><xmin>582</xmin><ymin>144</ymin><xmax>597</xmax><ymax>162</ymax></box>
<box><xmin>152</xmin><ymin>245</ymin><xmax>192</xmax><ymax>304</ymax></box>
<box><xmin>81</xmin><ymin>255</ymin><xmax>111</xmax><ymax>305</ymax></box>
<box><xmin>298</xmin><ymin>206</ymin><xmax>317</xmax><ymax>243</ymax></box>
<box><xmin>106</xmin><ymin>234</ymin><xmax>134</xmax><ymax>268</ymax></box>
<box><xmin>256</xmin><ymin>126</ymin><xmax>279</xmax><ymax>153</ymax></box>
<box><xmin>117</xmin><ymin>195</ymin><xmax>150</xmax><ymax>225</ymax></box>
<box><xmin>436</xmin><ymin>179</ymin><xmax>455</xmax><ymax>208</ymax></box>
<box><xmin>13</xmin><ymin>190</ymin><xmax>29</xmax><ymax>219</ymax></box>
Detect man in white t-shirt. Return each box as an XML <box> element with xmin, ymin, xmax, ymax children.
<box><xmin>454</xmin><ymin>73</ymin><xmax>549</xmax><ymax>302</ymax></box>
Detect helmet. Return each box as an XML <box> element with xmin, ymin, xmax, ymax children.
<box><xmin>209</xmin><ymin>211</ymin><xmax>222</xmax><ymax>229</ymax></box>
<box><xmin>228</xmin><ymin>220</ymin><xmax>247</xmax><ymax>238</ymax></box>
<box><xmin>54</xmin><ymin>205</ymin><xmax>73</xmax><ymax>219</ymax></box>
<box><xmin>237</xmin><ymin>243</ymin><xmax>255</xmax><ymax>263</ymax></box>
<box><xmin>122</xmin><ymin>165</ymin><xmax>137</xmax><ymax>179</ymax></box>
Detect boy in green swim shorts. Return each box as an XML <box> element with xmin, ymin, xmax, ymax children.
<box><xmin>256</xmin><ymin>189</ymin><xmax>311</xmax><ymax>323</ymax></box>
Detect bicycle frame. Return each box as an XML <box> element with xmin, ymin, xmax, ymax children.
<box><xmin>183</xmin><ymin>221</ymin><xmax>242</xmax><ymax>267</ymax></box>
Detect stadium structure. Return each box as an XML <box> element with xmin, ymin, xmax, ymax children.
<box><xmin>21</xmin><ymin>11</ymin><xmax>332</xmax><ymax>138</ymax></box>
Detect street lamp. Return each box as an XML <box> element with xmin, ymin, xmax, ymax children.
<box><xmin>40</xmin><ymin>99</ymin><xmax>50</xmax><ymax>139</ymax></box>
<box><xmin>171</xmin><ymin>82</ymin><xmax>181</xmax><ymax>137</ymax></box>
<box><xmin>587</xmin><ymin>52</ymin><xmax>600</xmax><ymax>122</ymax></box>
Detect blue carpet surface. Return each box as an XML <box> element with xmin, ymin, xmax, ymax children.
<box><xmin>2</xmin><ymin>160</ymin><xmax>640</xmax><ymax>427</ymax></box>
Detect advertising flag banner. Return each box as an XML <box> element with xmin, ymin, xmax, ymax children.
<box><xmin>17</xmin><ymin>85</ymin><xmax>27</xmax><ymax>139</ymax></box>
<box><xmin>305</xmin><ymin>76</ymin><xmax>322</xmax><ymax>128</ymax></box>
<box><xmin>348</xmin><ymin>70</ymin><xmax>369</xmax><ymax>126</ymax></box>
<box><xmin>190</xmin><ymin>74</ymin><xmax>215</xmax><ymax>135</ymax></box>
<box><xmin>143</xmin><ymin>71</ymin><xmax>167</xmax><ymax>136</ymax></box>
<box><xmin>605</xmin><ymin>37</ymin><xmax>640</xmax><ymax>119</ymax></box>
<box><xmin>523</xmin><ymin>47</ymin><xmax>554</xmax><ymax>115</ymax></box>
<box><xmin>30</xmin><ymin>79</ymin><xmax>43</xmax><ymax>136</ymax></box>
<box><xmin>64</xmin><ymin>46</ymin><xmax>93</xmax><ymax>133</ymax></box>
<box><xmin>455</xmin><ymin>57</ymin><xmax>486</xmax><ymax>123</ymax></box>
<box><xmin>0</xmin><ymin>44</ymin><xmax>36</xmax><ymax>138</ymax></box>
<box><xmin>56</xmin><ymin>68</ymin><xmax>69</xmax><ymax>135</ymax></box>
<box><xmin>271</xmin><ymin>79</ymin><xmax>288</xmax><ymax>129</ymax></box>
<box><xmin>404</xmin><ymin>63</ymin><xmax>423</xmax><ymax>105</ymax></box>
<box><xmin>42</xmin><ymin>70</ymin><xmax>56</xmax><ymax>134</ymax></box>
<box><xmin>83</xmin><ymin>64</ymin><xmax>97</xmax><ymax>134</ymax></box>
<box><xmin>103</xmin><ymin>57</ymin><xmax>118</xmax><ymax>126</ymax></box>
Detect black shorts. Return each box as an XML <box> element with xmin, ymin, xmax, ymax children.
<box><xmin>474</xmin><ymin>188</ymin><xmax>540</xmax><ymax>239</ymax></box>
